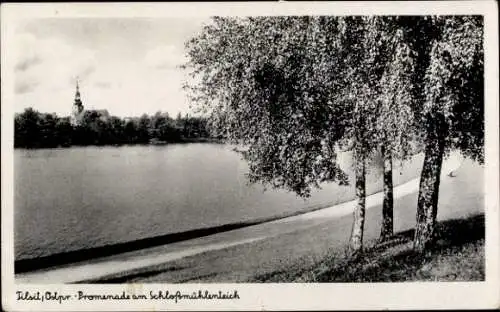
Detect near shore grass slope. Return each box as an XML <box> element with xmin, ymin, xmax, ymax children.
<box><xmin>251</xmin><ymin>213</ymin><xmax>484</xmax><ymax>282</ymax></box>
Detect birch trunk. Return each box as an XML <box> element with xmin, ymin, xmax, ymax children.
<box><xmin>380</xmin><ymin>148</ymin><xmax>394</xmax><ymax>241</ymax></box>
<box><xmin>414</xmin><ymin>114</ymin><xmax>447</xmax><ymax>251</ymax></box>
<box><xmin>349</xmin><ymin>154</ymin><xmax>366</xmax><ymax>256</ymax></box>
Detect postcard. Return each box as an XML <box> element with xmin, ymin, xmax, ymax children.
<box><xmin>1</xmin><ymin>1</ymin><xmax>499</xmax><ymax>310</ymax></box>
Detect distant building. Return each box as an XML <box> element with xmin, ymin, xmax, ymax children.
<box><xmin>89</xmin><ymin>109</ymin><xmax>110</xmax><ymax>122</ymax></box>
<box><xmin>70</xmin><ymin>79</ymin><xmax>110</xmax><ymax>125</ymax></box>
<box><xmin>97</xmin><ymin>109</ymin><xmax>110</xmax><ymax>119</ymax></box>
<box><xmin>70</xmin><ymin>79</ymin><xmax>85</xmax><ymax>126</ymax></box>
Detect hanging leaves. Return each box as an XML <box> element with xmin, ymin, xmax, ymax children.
<box><xmin>182</xmin><ymin>15</ymin><xmax>484</xmax><ymax>197</ymax></box>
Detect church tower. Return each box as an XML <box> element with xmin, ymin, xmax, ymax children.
<box><xmin>71</xmin><ymin>78</ymin><xmax>85</xmax><ymax>125</ymax></box>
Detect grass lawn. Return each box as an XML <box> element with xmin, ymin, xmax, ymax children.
<box><xmin>251</xmin><ymin>213</ymin><xmax>485</xmax><ymax>282</ymax></box>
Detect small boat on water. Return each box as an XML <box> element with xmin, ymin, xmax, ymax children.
<box><xmin>149</xmin><ymin>138</ymin><xmax>168</xmax><ymax>145</ymax></box>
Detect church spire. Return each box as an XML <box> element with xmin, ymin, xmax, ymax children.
<box><xmin>74</xmin><ymin>77</ymin><xmax>82</xmax><ymax>105</ymax></box>
<box><xmin>71</xmin><ymin>77</ymin><xmax>84</xmax><ymax>125</ymax></box>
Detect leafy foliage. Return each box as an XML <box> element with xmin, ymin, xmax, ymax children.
<box><xmin>184</xmin><ymin>16</ymin><xmax>427</xmax><ymax>197</ymax></box>
<box><xmin>184</xmin><ymin>15</ymin><xmax>484</xmax><ymax>199</ymax></box>
<box><xmin>422</xmin><ymin>16</ymin><xmax>484</xmax><ymax>163</ymax></box>
<box><xmin>184</xmin><ymin>16</ymin><xmax>354</xmax><ymax>197</ymax></box>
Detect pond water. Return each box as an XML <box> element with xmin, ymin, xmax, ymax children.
<box><xmin>14</xmin><ymin>143</ymin><xmax>423</xmax><ymax>260</ymax></box>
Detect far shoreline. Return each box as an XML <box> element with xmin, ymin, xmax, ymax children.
<box><xmin>13</xmin><ymin>138</ymin><xmax>224</xmax><ymax>150</ymax></box>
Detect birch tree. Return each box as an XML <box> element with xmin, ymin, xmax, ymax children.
<box><xmin>374</xmin><ymin>18</ymin><xmax>417</xmax><ymax>241</ymax></box>
<box><xmin>337</xmin><ymin>17</ymin><xmax>418</xmax><ymax>248</ymax></box>
<box><xmin>185</xmin><ymin>16</ymin><xmax>387</xmax><ymax>256</ymax></box>
<box><xmin>184</xmin><ymin>16</ymin><xmax>350</xmax><ymax>199</ymax></box>
<box><xmin>414</xmin><ymin>16</ymin><xmax>484</xmax><ymax>251</ymax></box>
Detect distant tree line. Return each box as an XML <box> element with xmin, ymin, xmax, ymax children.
<box><xmin>14</xmin><ymin>108</ymin><xmax>214</xmax><ymax>148</ymax></box>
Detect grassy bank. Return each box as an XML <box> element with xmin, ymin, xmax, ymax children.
<box><xmin>251</xmin><ymin>213</ymin><xmax>485</xmax><ymax>282</ymax></box>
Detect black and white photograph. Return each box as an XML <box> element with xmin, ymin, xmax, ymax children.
<box><xmin>1</xmin><ymin>2</ymin><xmax>499</xmax><ymax>311</ymax></box>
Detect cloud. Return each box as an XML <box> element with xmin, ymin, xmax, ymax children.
<box><xmin>13</xmin><ymin>19</ymin><xmax>202</xmax><ymax>118</ymax></box>
<box><xmin>144</xmin><ymin>45</ymin><xmax>187</xmax><ymax>70</ymax></box>
<box><xmin>67</xmin><ymin>65</ymin><xmax>96</xmax><ymax>85</ymax></box>
<box><xmin>16</xmin><ymin>32</ymin><xmax>97</xmax><ymax>83</ymax></box>
<box><xmin>15</xmin><ymin>80</ymin><xmax>39</xmax><ymax>94</ymax></box>
<box><xmin>81</xmin><ymin>65</ymin><xmax>96</xmax><ymax>79</ymax></box>
<box><xmin>94</xmin><ymin>81</ymin><xmax>112</xmax><ymax>89</ymax></box>
<box><xmin>15</xmin><ymin>56</ymin><xmax>42</xmax><ymax>72</ymax></box>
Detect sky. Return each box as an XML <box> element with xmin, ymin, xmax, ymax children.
<box><xmin>13</xmin><ymin>18</ymin><xmax>210</xmax><ymax>118</ymax></box>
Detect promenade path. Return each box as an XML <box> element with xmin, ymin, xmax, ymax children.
<box><xmin>16</xmin><ymin>153</ymin><xmax>482</xmax><ymax>283</ymax></box>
